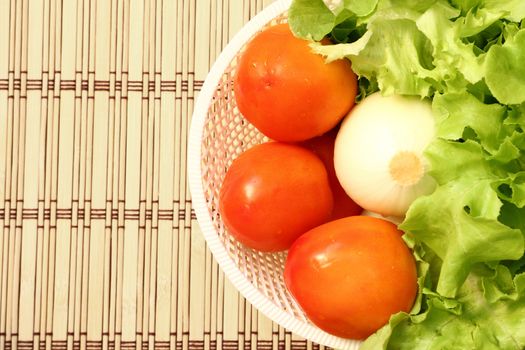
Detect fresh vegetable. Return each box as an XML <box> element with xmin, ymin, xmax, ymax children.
<box><xmin>334</xmin><ymin>93</ymin><xmax>436</xmax><ymax>217</ymax></box>
<box><xmin>219</xmin><ymin>142</ymin><xmax>333</xmax><ymax>252</ymax></box>
<box><xmin>298</xmin><ymin>128</ymin><xmax>363</xmax><ymax>219</ymax></box>
<box><xmin>288</xmin><ymin>0</ymin><xmax>525</xmax><ymax>348</ymax></box>
<box><xmin>284</xmin><ymin>216</ymin><xmax>418</xmax><ymax>339</ymax></box>
<box><xmin>233</xmin><ymin>23</ymin><xmax>358</xmax><ymax>142</ymax></box>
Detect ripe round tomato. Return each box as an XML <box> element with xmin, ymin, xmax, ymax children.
<box><xmin>299</xmin><ymin>128</ymin><xmax>362</xmax><ymax>220</ymax></box>
<box><xmin>219</xmin><ymin>142</ymin><xmax>333</xmax><ymax>252</ymax></box>
<box><xmin>284</xmin><ymin>216</ymin><xmax>418</xmax><ymax>339</ymax></box>
<box><xmin>234</xmin><ymin>23</ymin><xmax>358</xmax><ymax>142</ymax></box>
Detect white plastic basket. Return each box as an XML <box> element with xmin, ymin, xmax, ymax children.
<box><xmin>188</xmin><ymin>1</ymin><xmax>362</xmax><ymax>349</ymax></box>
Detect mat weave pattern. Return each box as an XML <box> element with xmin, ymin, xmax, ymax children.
<box><xmin>0</xmin><ymin>0</ymin><xmax>330</xmax><ymax>349</ymax></box>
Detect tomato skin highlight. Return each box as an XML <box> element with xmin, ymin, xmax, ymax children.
<box><xmin>299</xmin><ymin>128</ymin><xmax>362</xmax><ymax>220</ymax></box>
<box><xmin>284</xmin><ymin>216</ymin><xmax>418</xmax><ymax>339</ymax></box>
<box><xmin>219</xmin><ymin>142</ymin><xmax>333</xmax><ymax>252</ymax></box>
<box><xmin>234</xmin><ymin>23</ymin><xmax>358</xmax><ymax>142</ymax></box>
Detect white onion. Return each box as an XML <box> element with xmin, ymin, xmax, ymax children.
<box><xmin>334</xmin><ymin>93</ymin><xmax>436</xmax><ymax>217</ymax></box>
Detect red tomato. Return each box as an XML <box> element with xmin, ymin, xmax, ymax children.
<box><xmin>284</xmin><ymin>216</ymin><xmax>418</xmax><ymax>339</ymax></box>
<box><xmin>234</xmin><ymin>23</ymin><xmax>358</xmax><ymax>142</ymax></box>
<box><xmin>299</xmin><ymin>127</ymin><xmax>362</xmax><ymax>219</ymax></box>
<box><xmin>219</xmin><ymin>142</ymin><xmax>333</xmax><ymax>252</ymax></box>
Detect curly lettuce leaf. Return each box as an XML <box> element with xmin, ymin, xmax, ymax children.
<box><xmin>288</xmin><ymin>0</ymin><xmax>337</xmax><ymax>40</ymax></box>
<box><xmin>485</xmin><ymin>30</ymin><xmax>525</xmax><ymax>105</ymax></box>
<box><xmin>352</xmin><ymin>16</ymin><xmax>439</xmax><ymax>96</ymax></box>
<box><xmin>415</xmin><ymin>4</ymin><xmax>482</xmax><ymax>87</ymax></box>
<box><xmin>432</xmin><ymin>92</ymin><xmax>506</xmax><ymax>153</ymax></box>
<box><xmin>362</xmin><ymin>266</ymin><xmax>525</xmax><ymax>350</ymax></box>
<box><xmin>343</xmin><ymin>0</ymin><xmax>378</xmax><ymax>17</ymax></box>
<box><xmin>401</xmin><ymin>176</ymin><xmax>523</xmax><ymax>297</ymax></box>
<box><xmin>288</xmin><ymin>0</ymin><xmax>378</xmax><ymax>42</ymax></box>
<box><xmin>293</xmin><ymin>0</ymin><xmax>525</xmax><ymax>100</ymax></box>
<box><xmin>483</xmin><ymin>0</ymin><xmax>525</xmax><ymax>22</ymax></box>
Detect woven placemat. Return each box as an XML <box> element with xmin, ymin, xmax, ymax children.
<box><xmin>0</xmin><ymin>0</ymin><xmax>330</xmax><ymax>349</ymax></box>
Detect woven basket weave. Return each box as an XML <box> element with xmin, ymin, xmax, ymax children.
<box><xmin>189</xmin><ymin>1</ymin><xmax>362</xmax><ymax>349</ymax></box>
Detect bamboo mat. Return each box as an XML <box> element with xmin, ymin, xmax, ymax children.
<box><xmin>0</xmin><ymin>0</ymin><xmax>330</xmax><ymax>349</ymax></box>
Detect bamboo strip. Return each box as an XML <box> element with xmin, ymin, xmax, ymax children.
<box><xmin>0</xmin><ymin>0</ymin><xmax>333</xmax><ymax>348</ymax></box>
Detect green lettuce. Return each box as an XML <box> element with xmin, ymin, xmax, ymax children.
<box><xmin>485</xmin><ymin>30</ymin><xmax>525</xmax><ymax>105</ymax></box>
<box><xmin>363</xmin><ymin>266</ymin><xmax>525</xmax><ymax>350</ymax></box>
<box><xmin>288</xmin><ymin>0</ymin><xmax>525</xmax><ymax>348</ymax></box>
<box><xmin>288</xmin><ymin>0</ymin><xmax>339</xmax><ymax>41</ymax></box>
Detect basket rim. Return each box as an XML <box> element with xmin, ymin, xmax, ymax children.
<box><xmin>188</xmin><ymin>1</ymin><xmax>362</xmax><ymax>349</ymax></box>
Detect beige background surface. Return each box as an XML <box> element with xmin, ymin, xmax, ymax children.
<box><xmin>0</xmin><ymin>0</ymin><xmax>330</xmax><ymax>349</ymax></box>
